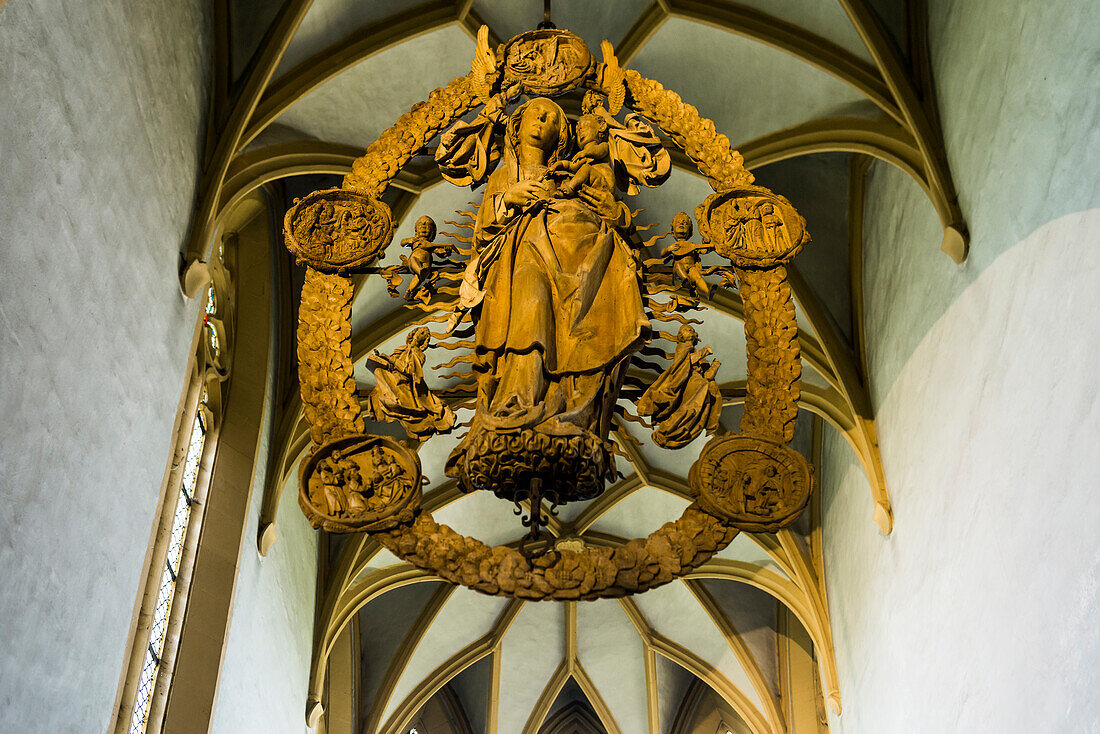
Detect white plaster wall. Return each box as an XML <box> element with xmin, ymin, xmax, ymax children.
<box><xmin>820</xmin><ymin>0</ymin><xmax>1100</xmax><ymax>729</ymax></box>
<box><xmin>824</xmin><ymin>210</ymin><xmax>1100</xmax><ymax>732</ymax></box>
<box><xmin>861</xmin><ymin>0</ymin><xmax>1100</xmax><ymax>405</ymax></box>
<box><xmin>211</xmin><ymin>469</ymin><xmax>318</xmax><ymax>734</ymax></box>
<box><xmin>0</xmin><ymin>1</ymin><xmax>207</xmax><ymax>730</ymax></box>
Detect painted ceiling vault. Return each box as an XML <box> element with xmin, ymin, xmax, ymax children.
<box><xmin>201</xmin><ymin>0</ymin><xmax>961</xmax><ymax>731</ymax></box>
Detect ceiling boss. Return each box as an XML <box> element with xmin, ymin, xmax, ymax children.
<box><xmin>284</xmin><ymin>24</ymin><xmax>813</xmax><ymax>600</ymax></box>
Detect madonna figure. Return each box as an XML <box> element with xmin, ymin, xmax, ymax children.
<box><xmin>439</xmin><ymin>96</ymin><xmax>666</xmax><ymax>502</ymax></box>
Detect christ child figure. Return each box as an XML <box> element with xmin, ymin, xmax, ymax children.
<box><xmin>551</xmin><ymin>109</ymin><xmax>611</xmax><ymax>198</ymax></box>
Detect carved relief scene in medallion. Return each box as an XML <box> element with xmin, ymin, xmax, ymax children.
<box><xmin>288</xmin><ymin>25</ymin><xmax>820</xmax><ymax>600</ymax></box>
<box><xmin>301</xmin><ymin>435</ymin><xmax>422</xmax><ymax>533</ymax></box>
<box><xmin>285</xmin><ymin>189</ymin><xmax>394</xmax><ymax>272</ymax></box>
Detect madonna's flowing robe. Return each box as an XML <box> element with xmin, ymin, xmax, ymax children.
<box><xmin>458</xmin><ymin>157</ymin><xmax>648</xmax><ymax>440</ymax></box>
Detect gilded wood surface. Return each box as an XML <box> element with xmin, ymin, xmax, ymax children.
<box><xmin>297</xmin><ymin>269</ymin><xmax>363</xmax><ymax>445</ymax></box>
<box><xmin>289</xmin><ymin>27</ymin><xmax>814</xmax><ymax>600</ymax></box>
<box><xmin>374</xmin><ymin>505</ymin><xmax>738</xmax><ymax>600</ymax></box>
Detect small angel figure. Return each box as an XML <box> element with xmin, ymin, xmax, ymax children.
<box><xmin>637</xmin><ymin>324</ymin><xmax>711</xmax><ymax>418</ymax></box>
<box><xmin>400</xmin><ymin>215</ymin><xmax>452</xmax><ymax>302</ymax></box>
<box><xmin>659</xmin><ymin>212</ymin><xmax>714</xmax><ymax>298</ymax></box>
<box><xmin>382</xmin><ymin>216</ymin><xmax>453</xmax><ymax>303</ymax></box>
<box><xmin>652</xmin><ymin>358</ymin><xmax>722</xmax><ymax>448</ymax></box>
<box><xmin>637</xmin><ymin>324</ymin><xmax>722</xmax><ymax>449</ymax></box>
<box><xmin>366</xmin><ymin>326</ymin><xmax>456</xmax><ymax>442</ymax></box>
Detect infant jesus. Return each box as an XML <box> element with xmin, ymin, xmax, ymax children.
<box><xmin>548</xmin><ymin>109</ymin><xmax>611</xmax><ymax>198</ymax></box>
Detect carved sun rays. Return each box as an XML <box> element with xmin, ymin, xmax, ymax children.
<box><xmin>188</xmin><ymin>0</ymin><xmax>970</xmax><ymax>727</ymax></box>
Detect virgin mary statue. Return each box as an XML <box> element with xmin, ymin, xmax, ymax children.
<box><xmin>438</xmin><ymin>96</ymin><xmax>663</xmax><ymax>502</ymax></box>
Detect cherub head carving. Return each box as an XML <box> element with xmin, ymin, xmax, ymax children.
<box><xmin>408</xmin><ymin>326</ymin><xmax>431</xmax><ymax>350</ymax></box>
<box><xmin>671</xmin><ymin>211</ymin><xmax>693</xmax><ymax>240</ymax></box>
<box><xmin>676</xmin><ymin>323</ymin><xmax>699</xmax><ymax>345</ymax></box>
<box><xmin>413</xmin><ymin>215</ymin><xmax>436</xmax><ymax>241</ymax></box>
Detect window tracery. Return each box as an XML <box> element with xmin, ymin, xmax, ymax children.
<box><xmin>204</xmin><ymin>287</ymin><xmax>220</xmax><ymax>356</ymax></box>
<box><xmin>115</xmin><ymin>243</ymin><xmax>234</xmax><ymax>734</ymax></box>
<box><xmin>129</xmin><ymin>397</ymin><xmax>206</xmax><ymax>734</ymax></box>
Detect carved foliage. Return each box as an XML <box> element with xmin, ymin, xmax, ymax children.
<box><xmin>343</xmin><ymin>75</ymin><xmax>481</xmax><ymax>197</ymax></box>
<box><xmin>284</xmin><ymin>188</ymin><xmax>393</xmax><ymax>273</ymax></box>
<box><xmin>300</xmin><ymin>435</ymin><xmax>422</xmax><ymax>533</ymax></box>
<box><xmin>690</xmin><ymin>434</ymin><xmax>812</xmax><ymax>532</ymax></box>
<box><xmin>297</xmin><ymin>269</ymin><xmax>363</xmax><ymax>446</ymax></box>
<box><xmin>376</xmin><ymin>505</ymin><xmax>738</xmax><ymax>601</ymax></box>
<box><xmin>736</xmin><ymin>266</ymin><xmax>801</xmax><ymax>444</ymax></box>
<box><xmin>622</xmin><ymin>70</ymin><xmax>754</xmax><ymax>191</ymax></box>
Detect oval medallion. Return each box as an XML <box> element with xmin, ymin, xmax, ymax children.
<box><xmin>299</xmin><ymin>434</ymin><xmax>421</xmax><ymax>532</ymax></box>
<box><xmin>284</xmin><ymin>188</ymin><xmax>393</xmax><ymax>273</ymax></box>
<box><xmin>503</xmin><ymin>29</ymin><xmax>593</xmax><ymax>96</ymax></box>
<box><xmin>696</xmin><ymin>185</ymin><xmax>808</xmax><ymax>268</ymax></box>
<box><xmin>689</xmin><ymin>434</ymin><xmax>813</xmax><ymax>532</ymax></box>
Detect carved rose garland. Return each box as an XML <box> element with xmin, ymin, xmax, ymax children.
<box><xmin>286</xmin><ymin>27</ymin><xmax>814</xmax><ymax>601</ymax></box>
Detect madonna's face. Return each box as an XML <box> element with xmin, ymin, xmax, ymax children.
<box><xmin>519</xmin><ymin>100</ymin><xmax>561</xmax><ymax>152</ymax></box>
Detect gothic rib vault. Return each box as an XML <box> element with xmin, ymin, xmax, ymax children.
<box><xmin>189</xmin><ymin>1</ymin><xmax>964</xmax><ymax>730</ymax></box>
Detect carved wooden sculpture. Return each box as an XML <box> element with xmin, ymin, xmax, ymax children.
<box><xmin>378</xmin><ymin>215</ymin><xmax>456</xmax><ymax>303</ymax></box>
<box><xmin>365</xmin><ymin>326</ymin><xmax>456</xmax><ymax>442</ymax></box>
<box><xmin>285</xmin><ymin>27</ymin><xmax>813</xmax><ymax>600</ymax></box>
<box><xmin>637</xmin><ymin>325</ymin><xmax>722</xmax><ymax>449</ymax></box>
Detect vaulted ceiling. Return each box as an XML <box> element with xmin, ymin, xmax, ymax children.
<box><xmin>198</xmin><ymin>0</ymin><xmax>963</xmax><ymax>731</ymax></box>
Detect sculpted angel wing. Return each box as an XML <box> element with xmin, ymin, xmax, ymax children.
<box><xmin>434</xmin><ymin>115</ymin><xmax>501</xmax><ymax>186</ymax></box>
<box><xmin>600</xmin><ymin>40</ymin><xmax>625</xmax><ymax>115</ymax></box>
<box><xmin>607</xmin><ymin>113</ymin><xmax>672</xmax><ymax>194</ymax></box>
<box><xmin>471</xmin><ymin>25</ymin><xmax>496</xmax><ymax>101</ymax></box>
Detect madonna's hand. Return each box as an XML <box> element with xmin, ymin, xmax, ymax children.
<box><xmin>503</xmin><ymin>179</ymin><xmax>551</xmax><ymax>208</ymax></box>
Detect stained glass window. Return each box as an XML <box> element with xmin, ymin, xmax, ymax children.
<box><xmin>128</xmin><ymin>396</ymin><xmax>207</xmax><ymax>734</ymax></box>
<box><xmin>204</xmin><ymin>287</ymin><xmax>220</xmax><ymax>357</ymax></box>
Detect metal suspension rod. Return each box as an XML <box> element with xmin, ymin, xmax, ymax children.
<box><xmin>537</xmin><ymin>0</ymin><xmax>556</xmax><ymax>29</ymax></box>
